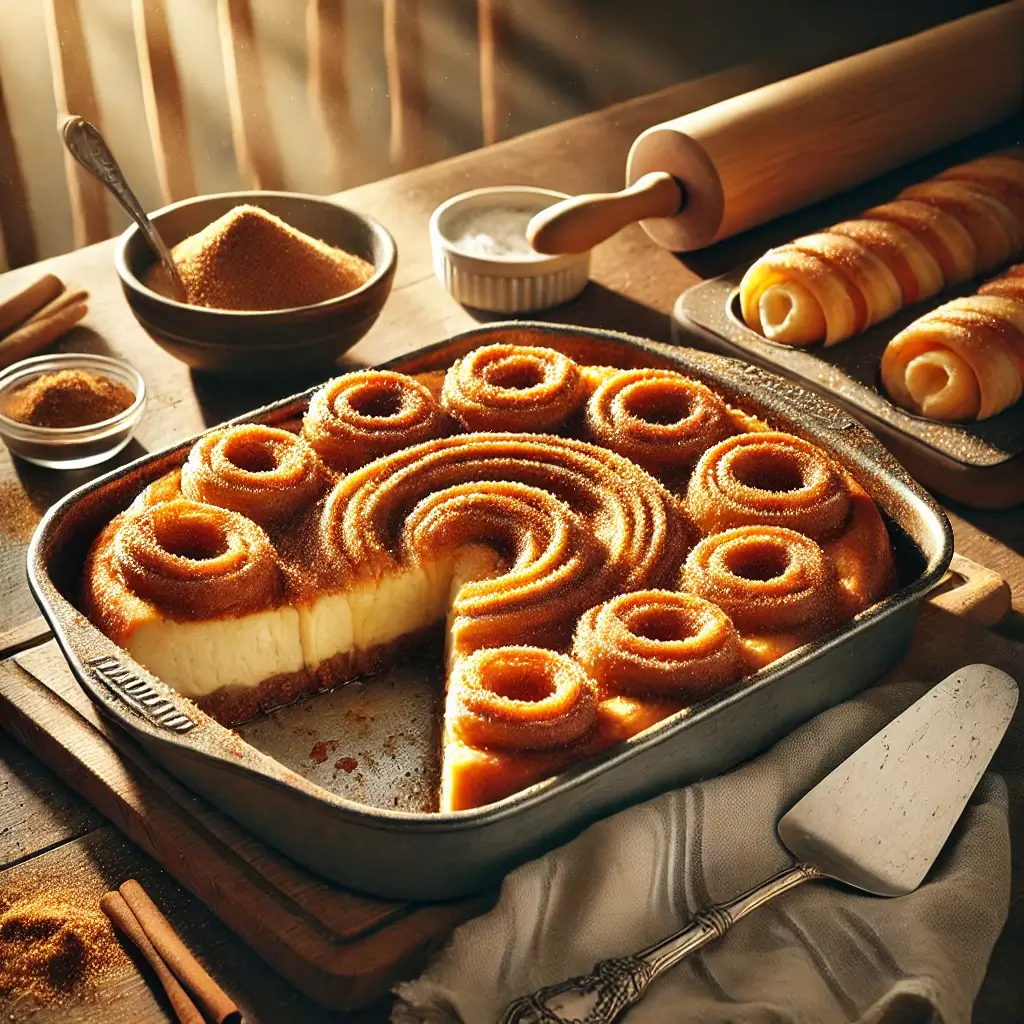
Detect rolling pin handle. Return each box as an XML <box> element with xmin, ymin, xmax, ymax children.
<box><xmin>526</xmin><ymin>172</ymin><xmax>686</xmax><ymax>256</ymax></box>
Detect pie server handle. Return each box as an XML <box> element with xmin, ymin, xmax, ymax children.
<box><xmin>497</xmin><ymin>862</ymin><xmax>822</xmax><ymax>1024</ymax></box>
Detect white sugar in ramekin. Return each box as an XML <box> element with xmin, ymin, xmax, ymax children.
<box><xmin>430</xmin><ymin>187</ymin><xmax>591</xmax><ymax>313</ymax></box>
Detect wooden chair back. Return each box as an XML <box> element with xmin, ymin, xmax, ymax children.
<box><xmin>0</xmin><ymin>0</ymin><xmax>509</xmax><ymax>266</ymax></box>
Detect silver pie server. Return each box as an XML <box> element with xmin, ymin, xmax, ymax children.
<box><xmin>499</xmin><ymin>663</ymin><xmax>1018</xmax><ymax>1024</ymax></box>
<box><xmin>59</xmin><ymin>114</ymin><xmax>187</xmax><ymax>301</ymax></box>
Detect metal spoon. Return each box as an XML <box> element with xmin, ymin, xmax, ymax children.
<box><xmin>59</xmin><ymin>114</ymin><xmax>187</xmax><ymax>301</ymax></box>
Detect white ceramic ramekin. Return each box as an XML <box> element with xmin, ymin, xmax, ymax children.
<box><xmin>429</xmin><ymin>186</ymin><xmax>591</xmax><ymax>313</ymax></box>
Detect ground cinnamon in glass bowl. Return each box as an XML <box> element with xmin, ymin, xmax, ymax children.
<box><xmin>0</xmin><ymin>353</ymin><xmax>145</xmax><ymax>469</ymax></box>
<box><xmin>5</xmin><ymin>369</ymin><xmax>135</xmax><ymax>428</ymax></box>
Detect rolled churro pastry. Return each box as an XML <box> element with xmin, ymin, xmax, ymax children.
<box><xmin>572</xmin><ymin>590</ymin><xmax>742</xmax><ymax>699</ymax></box>
<box><xmin>685</xmin><ymin>431</ymin><xmax>890</xmax><ymax>618</ymax></box>
<box><xmin>400</xmin><ymin>480</ymin><xmax>608</xmax><ymax>653</ymax></box>
<box><xmin>936</xmin><ymin>154</ymin><xmax>1024</xmax><ymax>225</ymax></box>
<box><xmin>302</xmin><ymin>370</ymin><xmax>450</xmax><ymax>472</ymax></box>
<box><xmin>181</xmin><ymin>425</ymin><xmax>329</xmax><ymax>527</ymax></box>
<box><xmin>584</xmin><ymin>369</ymin><xmax>734</xmax><ymax>472</ymax></box>
<box><xmin>738</xmin><ymin>237</ymin><xmax>901</xmax><ymax>346</ymax></box>
<box><xmin>978</xmin><ymin>262</ymin><xmax>1024</xmax><ymax>302</ymax></box>
<box><xmin>447</xmin><ymin>647</ymin><xmax>597</xmax><ymax>751</ymax></box>
<box><xmin>440</xmin><ymin>344</ymin><xmax>585</xmax><ymax>432</ymax></box>
<box><xmin>896</xmin><ymin>180</ymin><xmax>1023</xmax><ymax>273</ymax></box>
<box><xmin>682</xmin><ymin>527</ymin><xmax>837</xmax><ymax>634</ymax></box>
<box><xmin>82</xmin><ymin>342</ymin><xmax>898</xmax><ymax>811</ymax></box>
<box><xmin>739</xmin><ymin>149</ymin><xmax>1024</xmax><ymax>346</ymax></box>
<box><xmin>686</xmin><ymin>432</ymin><xmax>851</xmax><ymax>540</ymax></box>
<box><xmin>827</xmin><ymin>217</ymin><xmax>944</xmax><ymax>306</ymax></box>
<box><xmin>861</xmin><ymin>200</ymin><xmax>977</xmax><ymax>286</ymax></box>
<box><xmin>821</xmin><ymin>486</ymin><xmax>897</xmax><ymax>619</ymax></box>
<box><xmin>881</xmin><ymin>264</ymin><xmax>1024</xmax><ymax>421</ymax></box>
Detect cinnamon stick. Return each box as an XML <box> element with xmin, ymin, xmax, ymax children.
<box><xmin>119</xmin><ymin>879</ymin><xmax>241</xmax><ymax>1024</ymax></box>
<box><xmin>0</xmin><ymin>273</ymin><xmax>64</xmax><ymax>337</ymax></box>
<box><xmin>0</xmin><ymin>290</ymin><xmax>88</xmax><ymax>370</ymax></box>
<box><xmin>100</xmin><ymin>891</ymin><xmax>205</xmax><ymax>1024</ymax></box>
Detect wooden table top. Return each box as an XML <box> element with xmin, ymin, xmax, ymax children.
<box><xmin>1</xmin><ymin>69</ymin><xmax>1022</xmax><ymax>1022</ymax></box>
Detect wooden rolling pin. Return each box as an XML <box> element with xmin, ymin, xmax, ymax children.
<box><xmin>529</xmin><ymin>2</ymin><xmax>1024</xmax><ymax>255</ymax></box>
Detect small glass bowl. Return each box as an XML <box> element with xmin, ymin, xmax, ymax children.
<box><xmin>0</xmin><ymin>353</ymin><xmax>146</xmax><ymax>469</ymax></box>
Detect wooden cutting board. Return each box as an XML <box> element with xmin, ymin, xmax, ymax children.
<box><xmin>0</xmin><ymin>552</ymin><xmax>1010</xmax><ymax>1012</ymax></box>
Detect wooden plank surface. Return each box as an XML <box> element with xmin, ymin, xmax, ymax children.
<box><xmin>0</xmin><ymin>729</ymin><xmax>100</xmax><ymax>866</ymax></box>
<box><xmin>0</xmin><ymin>826</ymin><xmax>379</xmax><ymax>1022</ymax></box>
<box><xmin>0</xmin><ymin>616</ymin><xmax>52</xmax><ymax>661</ymax></box>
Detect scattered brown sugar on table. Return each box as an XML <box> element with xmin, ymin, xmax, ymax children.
<box><xmin>3</xmin><ymin>369</ymin><xmax>135</xmax><ymax>428</ymax></box>
<box><xmin>0</xmin><ymin>887</ymin><xmax>128</xmax><ymax>1004</ymax></box>
<box><xmin>143</xmin><ymin>205</ymin><xmax>375</xmax><ymax>311</ymax></box>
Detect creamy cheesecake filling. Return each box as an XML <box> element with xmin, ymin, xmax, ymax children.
<box><xmin>127</xmin><ymin>606</ymin><xmax>305</xmax><ymax>698</ymax></box>
<box><xmin>124</xmin><ymin>546</ymin><xmax>501</xmax><ymax>701</ymax></box>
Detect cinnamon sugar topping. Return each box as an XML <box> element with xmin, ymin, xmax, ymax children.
<box><xmin>144</xmin><ymin>205</ymin><xmax>374</xmax><ymax>311</ymax></box>
<box><xmin>0</xmin><ymin>888</ymin><xmax>127</xmax><ymax>1003</ymax></box>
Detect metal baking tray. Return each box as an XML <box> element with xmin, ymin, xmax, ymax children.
<box><xmin>27</xmin><ymin>322</ymin><xmax>952</xmax><ymax>901</ymax></box>
<box><xmin>673</xmin><ymin>267</ymin><xmax>1024</xmax><ymax>510</ymax></box>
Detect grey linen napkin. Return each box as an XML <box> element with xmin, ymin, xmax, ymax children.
<box><xmin>393</xmin><ymin>679</ymin><xmax>1012</xmax><ymax>1024</ymax></box>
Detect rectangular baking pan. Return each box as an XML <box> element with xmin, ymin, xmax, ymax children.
<box><xmin>673</xmin><ymin>264</ymin><xmax>1024</xmax><ymax>510</ymax></box>
<box><xmin>26</xmin><ymin>322</ymin><xmax>952</xmax><ymax>901</ymax></box>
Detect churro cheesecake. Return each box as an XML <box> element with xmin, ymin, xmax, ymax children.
<box><xmin>83</xmin><ymin>343</ymin><xmax>895</xmax><ymax>811</ymax></box>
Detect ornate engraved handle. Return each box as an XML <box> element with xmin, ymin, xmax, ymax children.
<box><xmin>497</xmin><ymin>863</ymin><xmax>823</xmax><ymax>1024</ymax></box>
<box><xmin>59</xmin><ymin>114</ymin><xmax>186</xmax><ymax>300</ymax></box>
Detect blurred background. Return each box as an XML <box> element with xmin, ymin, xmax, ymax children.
<box><xmin>0</xmin><ymin>0</ymin><xmax>997</xmax><ymax>267</ymax></box>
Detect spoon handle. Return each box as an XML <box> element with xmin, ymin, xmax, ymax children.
<box><xmin>60</xmin><ymin>115</ymin><xmax>186</xmax><ymax>300</ymax></box>
<box><xmin>497</xmin><ymin>863</ymin><xmax>823</xmax><ymax>1024</ymax></box>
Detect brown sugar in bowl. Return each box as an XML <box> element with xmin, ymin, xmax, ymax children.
<box><xmin>115</xmin><ymin>192</ymin><xmax>397</xmax><ymax>379</ymax></box>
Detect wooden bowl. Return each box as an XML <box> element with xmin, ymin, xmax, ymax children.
<box><xmin>115</xmin><ymin>191</ymin><xmax>397</xmax><ymax>378</ymax></box>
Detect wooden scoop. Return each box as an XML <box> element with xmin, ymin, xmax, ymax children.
<box><xmin>526</xmin><ymin>172</ymin><xmax>684</xmax><ymax>255</ymax></box>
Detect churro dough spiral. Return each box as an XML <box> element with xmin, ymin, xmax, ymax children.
<box><xmin>302</xmin><ymin>370</ymin><xmax>450</xmax><ymax>472</ymax></box>
<box><xmin>572</xmin><ymin>591</ymin><xmax>742</xmax><ymax>700</ymax></box>
<box><xmin>584</xmin><ymin>369</ymin><xmax>733</xmax><ymax>472</ymax></box>
<box><xmin>686</xmin><ymin>432</ymin><xmax>850</xmax><ymax>540</ymax></box>
<box><xmin>402</xmin><ymin>481</ymin><xmax>606</xmax><ymax>651</ymax></box>
<box><xmin>181</xmin><ymin>424</ymin><xmax>328</xmax><ymax>527</ymax></box>
<box><xmin>110</xmin><ymin>499</ymin><xmax>282</xmax><ymax>618</ymax></box>
<box><xmin>322</xmin><ymin>432</ymin><xmax>688</xmax><ymax>649</ymax></box>
<box><xmin>448</xmin><ymin>647</ymin><xmax>597</xmax><ymax>751</ymax></box>
<box><xmin>440</xmin><ymin>344</ymin><xmax>585</xmax><ymax>432</ymax></box>
<box><xmin>682</xmin><ymin>526</ymin><xmax>837</xmax><ymax>634</ymax></box>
